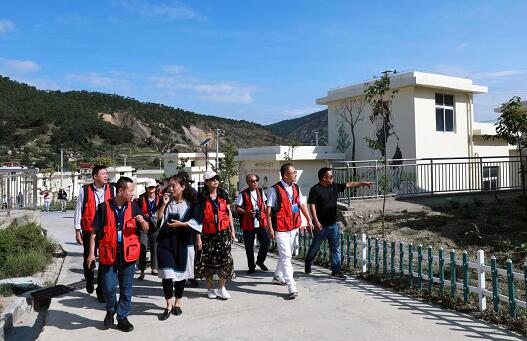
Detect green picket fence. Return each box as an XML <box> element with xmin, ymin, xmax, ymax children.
<box><xmin>233</xmin><ymin>220</ymin><xmax>527</xmax><ymax>318</ymax></box>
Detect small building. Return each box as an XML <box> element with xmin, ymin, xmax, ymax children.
<box><xmin>162</xmin><ymin>152</ymin><xmax>224</xmax><ymax>190</ymax></box>
<box><xmin>236</xmin><ymin>146</ymin><xmax>345</xmax><ymax>197</ymax></box>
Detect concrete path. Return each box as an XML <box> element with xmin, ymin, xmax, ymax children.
<box><xmin>27</xmin><ymin>212</ymin><xmax>525</xmax><ymax>340</ymax></box>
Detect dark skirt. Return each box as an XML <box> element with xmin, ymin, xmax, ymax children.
<box><xmin>196</xmin><ymin>229</ymin><xmax>234</xmax><ymax>280</ymax></box>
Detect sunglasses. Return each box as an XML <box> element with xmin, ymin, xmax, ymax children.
<box><xmin>208</xmin><ymin>176</ymin><xmax>220</xmax><ymax>182</ymax></box>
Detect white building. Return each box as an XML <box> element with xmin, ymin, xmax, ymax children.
<box><xmin>162</xmin><ymin>152</ymin><xmax>224</xmax><ymax>190</ymax></box>
<box><xmin>316</xmin><ymin>71</ymin><xmax>518</xmax><ymax>194</ymax></box>
<box><xmin>236</xmin><ymin>146</ymin><xmax>345</xmax><ymax>197</ymax></box>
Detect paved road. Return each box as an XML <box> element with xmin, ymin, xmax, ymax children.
<box><xmin>26</xmin><ymin>212</ymin><xmax>526</xmax><ymax>340</ymax></box>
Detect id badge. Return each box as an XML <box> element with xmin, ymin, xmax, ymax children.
<box><xmin>117</xmin><ymin>230</ymin><xmax>122</xmax><ymax>242</ymax></box>
<box><xmin>214</xmin><ymin>214</ymin><xmax>218</xmax><ymax>224</ymax></box>
<box><xmin>291</xmin><ymin>204</ymin><xmax>299</xmax><ymax>213</ymax></box>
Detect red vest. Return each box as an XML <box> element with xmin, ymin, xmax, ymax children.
<box><xmin>81</xmin><ymin>184</ymin><xmax>113</xmax><ymax>232</ymax></box>
<box><xmin>98</xmin><ymin>200</ymin><xmax>140</xmax><ymax>265</ymax></box>
<box><xmin>240</xmin><ymin>188</ymin><xmax>267</xmax><ymax>231</ymax></box>
<box><xmin>138</xmin><ymin>193</ymin><xmax>159</xmax><ymax>216</ymax></box>
<box><xmin>202</xmin><ymin>195</ymin><xmax>230</xmax><ymax>234</ymax></box>
<box><xmin>271</xmin><ymin>182</ymin><xmax>301</xmax><ymax>232</ymax></box>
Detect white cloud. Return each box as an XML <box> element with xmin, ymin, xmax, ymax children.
<box><xmin>119</xmin><ymin>1</ymin><xmax>202</xmax><ymax>20</ymax></box>
<box><xmin>0</xmin><ymin>57</ymin><xmax>40</xmax><ymax>73</ymax></box>
<box><xmin>163</xmin><ymin>64</ymin><xmax>188</xmax><ymax>74</ymax></box>
<box><xmin>64</xmin><ymin>72</ymin><xmax>134</xmax><ymax>92</ymax></box>
<box><xmin>280</xmin><ymin>107</ymin><xmax>321</xmax><ymax>118</ymax></box>
<box><xmin>0</xmin><ymin>20</ymin><xmax>15</xmax><ymax>34</ymax></box>
<box><xmin>149</xmin><ymin>76</ymin><xmax>254</xmax><ymax>103</ymax></box>
<box><xmin>471</xmin><ymin>70</ymin><xmax>527</xmax><ymax>79</ymax></box>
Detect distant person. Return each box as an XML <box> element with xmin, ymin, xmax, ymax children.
<box><xmin>17</xmin><ymin>192</ymin><xmax>24</xmax><ymax>208</ymax></box>
<box><xmin>235</xmin><ymin>174</ymin><xmax>270</xmax><ymax>274</ymax></box>
<box><xmin>136</xmin><ymin>178</ymin><xmax>161</xmax><ymax>280</ymax></box>
<box><xmin>74</xmin><ymin>165</ymin><xmax>115</xmax><ymax>302</ymax></box>
<box><xmin>266</xmin><ymin>163</ymin><xmax>313</xmax><ymax>299</ymax></box>
<box><xmin>86</xmin><ymin>177</ymin><xmax>149</xmax><ymax>332</ymax></box>
<box><xmin>57</xmin><ymin>188</ymin><xmax>67</xmax><ymax>212</ymax></box>
<box><xmin>42</xmin><ymin>188</ymin><xmax>51</xmax><ymax>212</ymax></box>
<box><xmin>304</xmin><ymin>167</ymin><xmax>373</xmax><ymax>279</ymax></box>
<box><xmin>196</xmin><ymin>170</ymin><xmax>235</xmax><ymax>300</ymax></box>
<box><xmin>155</xmin><ymin>173</ymin><xmax>202</xmax><ymax>320</ymax></box>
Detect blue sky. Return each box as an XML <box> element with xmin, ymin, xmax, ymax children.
<box><xmin>1</xmin><ymin>0</ymin><xmax>526</xmax><ymax>124</ymax></box>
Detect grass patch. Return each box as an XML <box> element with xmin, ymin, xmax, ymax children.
<box><xmin>0</xmin><ymin>222</ymin><xmax>57</xmax><ymax>279</ymax></box>
<box><xmin>0</xmin><ymin>283</ymin><xmax>14</xmax><ymax>297</ymax></box>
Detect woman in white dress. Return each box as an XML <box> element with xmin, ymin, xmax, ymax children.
<box><xmin>156</xmin><ymin>173</ymin><xmax>202</xmax><ymax>320</ymax></box>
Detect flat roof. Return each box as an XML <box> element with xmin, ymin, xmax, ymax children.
<box><xmin>316</xmin><ymin>71</ymin><xmax>488</xmax><ymax>105</ymax></box>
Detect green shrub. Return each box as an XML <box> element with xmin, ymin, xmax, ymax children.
<box><xmin>0</xmin><ymin>222</ymin><xmax>57</xmax><ymax>279</ymax></box>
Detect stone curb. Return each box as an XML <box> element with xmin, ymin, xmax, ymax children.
<box><xmin>0</xmin><ymin>293</ymin><xmax>33</xmax><ymax>341</ymax></box>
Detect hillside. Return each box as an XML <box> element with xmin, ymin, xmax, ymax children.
<box><xmin>0</xmin><ymin>76</ymin><xmax>284</xmax><ymax>168</ymax></box>
<box><xmin>265</xmin><ymin>109</ymin><xmax>328</xmax><ymax>145</ymax></box>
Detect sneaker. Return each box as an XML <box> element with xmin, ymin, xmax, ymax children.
<box><xmin>304</xmin><ymin>265</ymin><xmax>312</xmax><ymax>274</ymax></box>
<box><xmin>331</xmin><ymin>271</ymin><xmax>347</xmax><ymax>280</ymax></box>
<box><xmin>272</xmin><ymin>276</ymin><xmax>286</xmax><ymax>285</ymax></box>
<box><xmin>247</xmin><ymin>268</ymin><xmax>255</xmax><ymax>274</ymax></box>
<box><xmin>217</xmin><ymin>287</ymin><xmax>231</xmax><ymax>300</ymax></box>
<box><xmin>207</xmin><ymin>289</ymin><xmax>217</xmax><ymax>299</ymax></box>
<box><xmin>288</xmin><ymin>285</ymin><xmax>298</xmax><ymax>299</ymax></box>
<box><xmin>256</xmin><ymin>262</ymin><xmax>268</xmax><ymax>271</ymax></box>
<box><xmin>103</xmin><ymin>312</ymin><xmax>114</xmax><ymax>329</ymax></box>
<box><xmin>116</xmin><ymin>317</ymin><xmax>134</xmax><ymax>332</ymax></box>
<box><xmin>86</xmin><ymin>279</ymin><xmax>94</xmax><ymax>294</ymax></box>
<box><xmin>288</xmin><ymin>291</ymin><xmax>298</xmax><ymax>299</ymax></box>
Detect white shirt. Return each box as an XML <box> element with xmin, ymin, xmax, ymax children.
<box><xmin>73</xmin><ymin>183</ymin><xmax>108</xmax><ymax>230</ymax></box>
<box><xmin>266</xmin><ymin>180</ymin><xmax>305</xmax><ymax>208</ymax></box>
<box><xmin>235</xmin><ymin>189</ymin><xmax>267</xmax><ymax>228</ymax></box>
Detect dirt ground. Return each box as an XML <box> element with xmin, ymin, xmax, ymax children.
<box><xmin>340</xmin><ymin>190</ymin><xmax>526</xmax><ymax>269</ymax></box>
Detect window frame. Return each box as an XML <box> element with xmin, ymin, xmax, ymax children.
<box><xmin>435</xmin><ymin>93</ymin><xmax>456</xmax><ymax>133</ymax></box>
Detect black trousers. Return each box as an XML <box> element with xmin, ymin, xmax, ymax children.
<box><xmin>243</xmin><ymin>228</ymin><xmax>270</xmax><ymax>269</ymax></box>
<box><xmin>82</xmin><ymin>230</ymin><xmax>102</xmax><ymax>291</ymax></box>
<box><xmin>162</xmin><ymin>279</ymin><xmax>185</xmax><ymax>300</ymax></box>
<box><xmin>138</xmin><ymin>230</ymin><xmax>159</xmax><ymax>271</ymax></box>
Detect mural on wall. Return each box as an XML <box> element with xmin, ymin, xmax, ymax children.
<box><xmin>238</xmin><ymin>161</ymin><xmax>280</xmax><ymax>192</ymax></box>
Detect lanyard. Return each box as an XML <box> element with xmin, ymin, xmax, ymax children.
<box><xmin>114</xmin><ymin>204</ymin><xmax>127</xmax><ymax>229</ymax></box>
<box><xmin>94</xmin><ymin>184</ymin><xmax>105</xmax><ymax>206</ymax></box>
<box><xmin>148</xmin><ymin>198</ymin><xmax>156</xmax><ymax>213</ymax></box>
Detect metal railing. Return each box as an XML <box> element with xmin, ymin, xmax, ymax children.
<box><xmin>332</xmin><ymin>156</ymin><xmax>524</xmax><ymax>204</ymax></box>
<box><xmin>0</xmin><ymin>169</ymin><xmax>39</xmax><ymax>217</ymax></box>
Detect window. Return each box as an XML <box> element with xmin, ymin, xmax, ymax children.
<box><xmin>482</xmin><ymin>166</ymin><xmax>499</xmax><ymax>191</ymax></box>
<box><xmin>435</xmin><ymin>94</ymin><xmax>455</xmax><ymax>132</ymax></box>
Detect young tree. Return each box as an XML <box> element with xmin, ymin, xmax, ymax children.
<box><xmin>493</xmin><ymin>96</ymin><xmax>527</xmax><ymax>205</ymax></box>
<box><xmin>364</xmin><ymin>71</ymin><xmax>398</xmax><ymax>237</ymax></box>
<box><xmin>218</xmin><ymin>143</ymin><xmax>238</xmax><ymax>199</ymax></box>
<box><xmin>284</xmin><ymin>134</ymin><xmax>302</xmax><ymax>162</ymax></box>
<box><xmin>69</xmin><ymin>161</ymin><xmax>79</xmax><ymax>199</ymax></box>
<box><xmin>95</xmin><ymin>156</ymin><xmax>113</xmax><ymax>168</ymax></box>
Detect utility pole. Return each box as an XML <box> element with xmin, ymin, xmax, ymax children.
<box><xmin>60</xmin><ymin>147</ymin><xmax>64</xmax><ymax>189</ymax></box>
<box><xmin>215</xmin><ymin>128</ymin><xmax>222</xmax><ymax>170</ymax></box>
<box><xmin>315</xmin><ymin>132</ymin><xmax>319</xmax><ymax>146</ymax></box>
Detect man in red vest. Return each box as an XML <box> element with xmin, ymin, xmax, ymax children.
<box><xmin>235</xmin><ymin>174</ymin><xmax>270</xmax><ymax>274</ymax></box>
<box><xmin>136</xmin><ymin>178</ymin><xmax>160</xmax><ymax>280</ymax></box>
<box><xmin>87</xmin><ymin>176</ymin><xmax>149</xmax><ymax>332</ymax></box>
<box><xmin>266</xmin><ymin>163</ymin><xmax>313</xmax><ymax>299</ymax></box>
<box><xmin>74</xmin><ymin>165</ymin><xmax>115</xmax><ymax>302</ymax></box>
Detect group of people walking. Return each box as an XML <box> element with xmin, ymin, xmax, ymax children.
<box><xmin>74</xmin><ymin>163</ymin><xmax>372</xmax><ymax>332</ymax></box>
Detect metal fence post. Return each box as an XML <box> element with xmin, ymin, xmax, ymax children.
<box><xmin>477</xmin><ymin>250</ymin><xmax>486</xmax><ymax>311</ymax></box>
<box><xmin>462</xmin><ymin>251</ymin><xmax>469</xmax><ymax>302</ymax></box>
<box><xmin>346</xmin><ymin>162</ymin><xmax>351</xmax><ymax>206</ymax></box>
<box><xmin>408</xmin><ymin>243</ymin><xmax>414</xmax><ymax>287</ymax></box>
<box><xmin>399</xmin><ymin>241</ymin><xmax>404</xmax><ymax>280</ymax></box>
<box><xmin>361</xmin><ymin>234</ymin><xmax>367</xmax><ymax>273</ymax></box>
<box><xmin>450</xmin><ymin>250</ymin><xmax>457</xmax><ymax>298</ymax></box>
<box><xmin>353</xmin><ymin>234</ymin><xmax>358</xmax><ymax>270</ymax></box>
<box><xmin>383</xmin><ymin>240</ymin><xmax>387</xmax><ymax>275</ymax></box>
<box><xmin>417</xmin><ymin>244</ymin><xmax>423</xmax><ymax>289</ymax></box>
<box><xmin>506</xmin><ymin>259</ymin><xmax>516</xmax><ymax>318</ymax></box>
<box><xmin>367</xmin><ymin>237</ymin><xmax>372</xmax><ymax>274</ymax></box>
<box><xmin>491</xmin><ymin>256</ymin><xmax>499</xmax><ymax>312</ymax></box>
<box><xmin>390</xmin><ymin>241</ymin><xmax>395</xmax><ymax>276</ymax></box>
<box><xmin>439</xmin><ymin>248</ymin><xmax>445</xmax><ymax>294</ymax></box>
<box><xmin>375</xmin><ymin>238</ymin><xmax>379</xmax><ymax>274</ymax></box>
<box><xmin>428</xmin><ymin>246</ymin><xmax>433</xmax><ymax>292</ymax></box>
<box><xmin>430</xmin><ymin>159</ymin><xmax>434</xmax><ymax>195</ymax></box>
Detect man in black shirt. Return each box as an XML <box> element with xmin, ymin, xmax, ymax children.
<box><xmin>305</xmin><ymin>167</ymin><xmax>372</xmax><ymax>279</ymax></box>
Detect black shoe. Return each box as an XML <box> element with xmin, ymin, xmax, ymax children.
<box><xmin>116</xmin><ymin>318</ymin><xmax>134</xmax><ymax>332</ymax></box>
<box><xmin>86</xmin><ymin>280</ymin><xmax>94</xmax><ymax>294</ymax></box>
<box><xmin>304</xmin><ymin>265</ymin><xmax>312</xmax><ymax>274</ymax></box>
<box><xmin>103</xmin><ymin>312</ymin><xmax>115</xmax><ymax>329</ymax></box>
<box><xmin>96</xmin><ymin>288</ymin><xmax>105</xmax><ymax>303</ymax></box>
<box><xmin>256</xmin><ymin>262</ymin><xmax>268</xmax><ymax>271</ymax></box>
<box><xmin>188</xmin><ymin>279</ymin><xmax>199</xmax><ymax>288</ymax></box>
<box><xmin>158</xmin><ymin>308</ymin><xmax>171</xmax><ymax>321</ymax></box>
<box><xmin>331</xmin><ymin>271</ymin><xmax>347</xmax><ymax>280</ymax></box>
<box><xmin>247</xmin><ymin>268</ymin><xmax>255</xmax><ymax>274</ymax></box>
<box><xmin>171</xmin><ymin>306</ymin><xmax>182</xmax><ymax>316</ymax></box>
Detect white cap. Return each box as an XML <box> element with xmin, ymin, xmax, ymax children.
<box><xmin>203</xmin><ymin>170</ymin><xmax>217</xmax><ymax>181</ymax></box>
<box><xmin>145</xmin><ymin>178</ymin><xmax>157</xmax><ymax>188</ymax></box>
